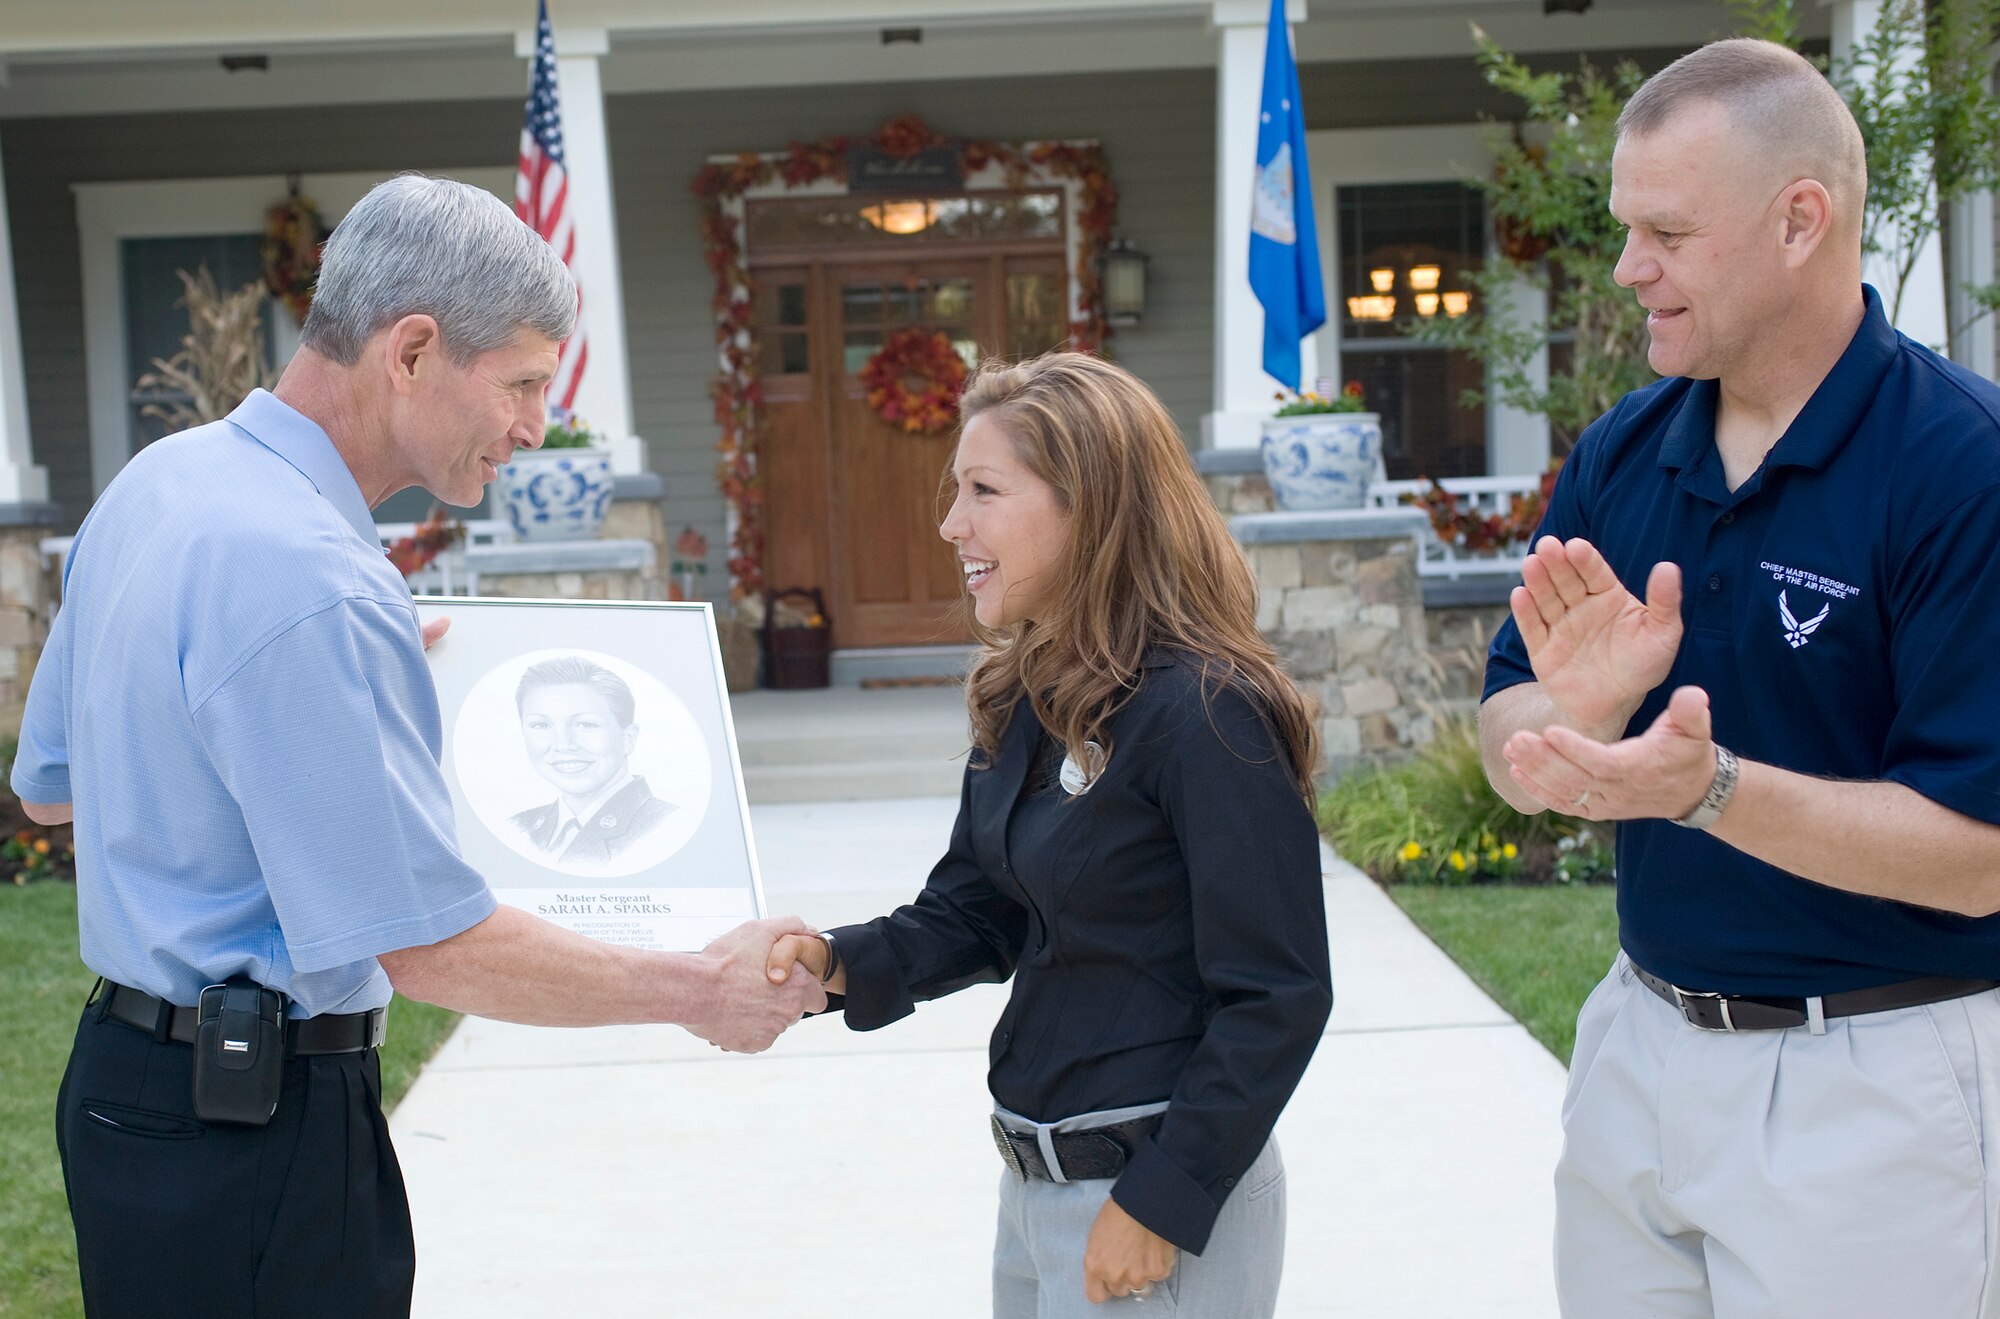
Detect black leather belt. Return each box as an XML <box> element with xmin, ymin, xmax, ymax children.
<box><xmin>100</xmin><ymin>982</ymin><xmax>386</xmax><ymax>1057</ymax></box>
<box><xmin>1633</xmin><ymin>962</ymin><xmax>1998</xmax><ymax>1033</ymax></box>
<box><xmin>989</xmin><ymin>1113</ymin><xmax>1162</xmax><ymax>1182</ymax></box>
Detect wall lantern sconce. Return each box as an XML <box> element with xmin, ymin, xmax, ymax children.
<box><xmin>1100</xmin><ymin>238</ymin><xmax>1150</xmax><ymax>327</ymax></box>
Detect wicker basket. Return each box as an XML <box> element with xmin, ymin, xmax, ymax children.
<box><xmin>715</xmin><ymin>612</ymin><xmax>762</xmax><ymax>693</ymax></box>
<box><xmin>763</xmin><ymin>587</ymin><xmax>831</xmax><ymax>689</ymax></box>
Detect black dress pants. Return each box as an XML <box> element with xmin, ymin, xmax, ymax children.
<box><xmin>56</xmin><ymin>999</ymin><xmax>416</xmax><ymax>1319</ymax></box>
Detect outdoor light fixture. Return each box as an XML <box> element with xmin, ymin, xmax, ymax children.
<box><xmin>1441</xmin><ymin>290</ymin><xmax>1471</xmax><ymax>317</ymax></box>
<box><xmin>1100</xmin><ymin>238</ymin><xmax>1150</xmax><ymax>326</ymax></box>
<box><xmin>1345</xmin><ymin>295</ymin><xmax>1397</xmax><ymax>322</ymax></box>
<box><xmin>860</xmin><ymin>201</ymin><xmax>934</xmax><ymax>235</ymax></box>
<box><xmin>1408</xmin><ymin>264</ymin><xmax>1441</xmax><ymax>292</ymax></box>
<box><xmin>1368</xmin><ymin>267</ymin><xmax>1395</xmax><ymax>293</ymax></box>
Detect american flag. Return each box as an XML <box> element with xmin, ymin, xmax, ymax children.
<box><xmin>516</xmin><ymin>0</ymin><xmax>586</xmax><ymax>412</ymax></box>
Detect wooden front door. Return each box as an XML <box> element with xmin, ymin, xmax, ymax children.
<box><xmin>751</xmin><ymin>227</ymin><xmax>1071</xmax><ymax>651</ymax></box>
<box><xmin>826</xmin><ymin>262</ymin><xmax>989</xmax><ymax>649</ymax></box>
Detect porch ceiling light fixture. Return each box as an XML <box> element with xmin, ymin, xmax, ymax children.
<box><xmin>860</xmin><ymin>200</ymin><xmax>934</xmax><ymax>235</ymax></box>
<box><xmin>1100</xmin><ymin>238</ymin><xmax>1149</xmax><ymax>327</ymax></box>
<box><xmin>1346</xmin><ymin>295</ymin><xmax>1396</xmax><ymax>322</ymax></box>
<box><xmin>1407</xmin><ymin>264</ymin><xmax>1441</xmax><ymax>292</ymax></box>
<box><xmin>1415</xmin><ymin>292</ymin><xmax>1441</xmax><ymax>317</ymax></box>
<box><xmin>1441</xmin><ymin>290</ymin><xmax>1471</xmax><ymax>317</ymax></box>
<box><xmin>1368</xmin><ymin>267</ymin><xmax>1395</xmax><ymax>293</ymax></box>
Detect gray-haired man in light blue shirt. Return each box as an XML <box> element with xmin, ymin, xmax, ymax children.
<box><xmin>12</xmin><ymin>174</ymin><xmax>824</xmax><ymax>1319</ymax></box>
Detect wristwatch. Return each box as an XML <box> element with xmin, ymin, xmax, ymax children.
<box><xmin>1674</xmin><ymin>744</ymin><xmax>1740</xmax><ymax>831</ymax></box>
<box><xmin>815</xmin><ymin>931</ymin><xmax>842</xmax><ymax>985</ymax></box>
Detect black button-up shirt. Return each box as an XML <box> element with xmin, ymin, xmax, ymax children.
<box><xmin>827</xmin><ymin>654</ymin><xmax>1333</xmax><ymax>1253</ymax></box>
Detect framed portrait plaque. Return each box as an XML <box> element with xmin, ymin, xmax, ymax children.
<box><xmin>413</xmin><ymin>597</ymin><xmax>764</xmax><ymax>952</ymax></box>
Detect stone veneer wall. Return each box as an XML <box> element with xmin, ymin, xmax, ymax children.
<box><xmin>0</xmin><ymin>518</ymin><xmax>60</xmax><ymax>737</ymax></box>
<box><xmin>1233</xmin><ymin>509</ymin><xmax>1438</xmax><ymax>775</ymax></box>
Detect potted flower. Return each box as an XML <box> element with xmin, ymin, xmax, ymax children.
<box><xmin>496</xmin><ymin>410</ymin><xmax>615</xmax><ymax>542</ymax></box>
<box><xmin>1258</xmin><ymin>380</ymin><xmax>1382</xmax><ymax>512</ymax></box>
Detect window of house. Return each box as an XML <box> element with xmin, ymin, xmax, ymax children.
<box><xmin>122</xmin><ymin>234</ymin><xmax>273</xmax><ymax>453</ymax></box>
<box><xmin>1335</xmin><ymin>182</ymin><xmax>1487</xmax><ymax>480</ymax></box>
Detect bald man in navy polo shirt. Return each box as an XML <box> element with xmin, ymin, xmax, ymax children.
<box><xmin>1480</xmin><ymin>39</ymin><xmax>2000</xmax><ymax>1318</ymax></box>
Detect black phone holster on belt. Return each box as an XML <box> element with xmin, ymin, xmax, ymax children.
<box><xmin>192</xmin><ymin>977</ymin><xmax>287</xmax><ymax>1126</ymax></box>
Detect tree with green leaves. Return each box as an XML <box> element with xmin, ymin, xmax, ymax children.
<box><xmin>1418</xmin><ymin>0</ymin><xmax>2000</xmax><ymax>446</ymax></box>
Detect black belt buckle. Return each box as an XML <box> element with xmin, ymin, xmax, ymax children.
<box><xmin>989</xmin><ymin>1115</ymin><xmax>1028</xmax><ymax>1180</ymax></box>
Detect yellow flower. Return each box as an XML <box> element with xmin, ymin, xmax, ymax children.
<box><xmin>1485</xmin><ymin>848</ymin><xmax>1501</xmax><ymax>863</ymax></box>
<box><xmin>1448</xmin><ymin>851</ymin><xmax>1468</xmax><ymax>872</ymax></box>
<box><xmin>1398</xmin><ymin>841</ymin><xmax>1422</xmax><ymax>862</ymax></box>
<box><xmin>1479</xmin><ymin>832</ymin><xmax>1497</xmax><ymax>849</ymax></box>
<box><xmin>1503</xmin><ymin>843</ymin><xmax>1519</xmax><ymax>860</ymax></box>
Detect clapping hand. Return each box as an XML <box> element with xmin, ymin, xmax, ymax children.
<box><xmin>685</xmin><ymin>916</ymin><xmax>827</xmax><ymax>1053</ymax></box>
<box><xmin>1512</xmin><ymin>536</ymin><xmax>1683</xmax><ymax>740</ymax></box>
<box><xmin>1506</xmin><ymin>683</ymin><xmax>1719</xmax><ymax>823</ymax></box>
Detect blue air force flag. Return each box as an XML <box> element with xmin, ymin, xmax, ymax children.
<box><xmin>1248</xmin><ymin>0</ymin><xmax>1325</xmax><ymax>390</ymax></box>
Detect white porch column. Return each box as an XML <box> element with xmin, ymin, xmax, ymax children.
<box><xmin>1825</xmin><ymin>0</ymin><xmax>1948</xmax><ymax>350</ymax></box>
<box><xmin>1948</xmin><ymin>186</ymin><xmax>1996</xmax><ymax>379</ymax></box>
<box><xmin>1486</xmin><ymin>275</ymin><xmax>1552</xmax><ymax>476</ymax></box>
<box><xmin>0</xmin><ymin>132</ymin><xmax>50</xmax><ymax>507</ymax></box>
<box><xmin>516</xmin><ymin>25</ymin><xmax>643</xmax><ymax>474</ymax></box>
<box><xmin>1205</xmin><ymin>0</ymin><xmax>1314</xmax><ymax>450</ymax></box>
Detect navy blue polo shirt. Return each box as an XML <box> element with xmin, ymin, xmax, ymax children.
<box><xmin>1485</xmin><ymin>286</ymin><xmax>2000</xmax><ymax>996</ymax></box>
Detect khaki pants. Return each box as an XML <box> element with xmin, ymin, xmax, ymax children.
<box><xmin>992</xmin><ymin>1136</ymin><xmax>1285</xmax><ymax>1318</ymax></box>
<box><xmin>1557</xmin><ymin>955</ymin><xmax>2000</xmax><ymax>1318</ymax></box>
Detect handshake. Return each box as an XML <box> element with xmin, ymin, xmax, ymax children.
<box><xmin>683</xmin><ymin>916</ymin><xmax>840</xmax><ymax>1053</ymax></box>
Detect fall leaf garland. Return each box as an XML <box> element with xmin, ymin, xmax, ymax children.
<box><xmin>691</xmin><ymin>113</ymin><xmax>1119</xmax><ymax>600</ymax></box>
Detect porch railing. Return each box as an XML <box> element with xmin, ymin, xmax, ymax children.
<box><xmin>1366</xmin><ymin>476</ymin><xmax>1541</xmax><ymax>579</ymax></box>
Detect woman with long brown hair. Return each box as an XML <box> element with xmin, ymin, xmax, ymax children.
<box><xmin>770</xmin><ymin>352</ymin><xmax>1332</xmax><ymax>1315</ymax></box>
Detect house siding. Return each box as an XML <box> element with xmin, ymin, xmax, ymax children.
<box><xmin>1</xmin><ymin>48</ymin><xmax>1705</xmax><ymax>545</ymax></box>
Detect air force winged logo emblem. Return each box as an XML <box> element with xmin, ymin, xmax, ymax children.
<box><xmin>1778</xmin><ymin>590</ymin><xmax>1831</xmax><ymax>649</ymax></box>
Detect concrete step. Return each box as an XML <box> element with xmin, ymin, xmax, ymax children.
<box><xmin>734</xmin><ymin>728</ymin><xmax>969</xmax><ymax>768</ymax></box>
<box><xmin>727</xmin><ymin>685</ymin><xmax>973</xmax><ymax>803</ymax></box>
<box><xmin>743</xmin><ymin>756</ymin><xmax>965</xmax><ymax>804</ymax></box>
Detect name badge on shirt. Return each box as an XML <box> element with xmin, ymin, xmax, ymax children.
<box><xmin>1059</xmin><ymin>741</ymin><xmax>1107</xmax><ymax>796</ymax></box>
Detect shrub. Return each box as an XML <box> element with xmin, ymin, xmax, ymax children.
<box><xmin>1318</xmin><ymin>708</ymin><xmax>1602</xmax><ymax>885</ymax></box>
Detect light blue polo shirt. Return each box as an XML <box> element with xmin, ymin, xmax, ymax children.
<box><xmin>12</xmin><ymin>389</ymin><xmax>495</xmax><ymax>1016</ymax></box>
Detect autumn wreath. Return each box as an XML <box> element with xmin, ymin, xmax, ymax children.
<box><xmin>262</xmin><ymin>181</ymin><xmax>330</xmax><ymax>326</ymax></box>
<box><xmin>860</xmin><ymin>328</ymin><xmax>968</xmax><ymax>434</ymax></box>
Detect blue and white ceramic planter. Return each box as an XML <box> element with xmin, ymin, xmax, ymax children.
<box><xmin>497</xmin><ymin>446</ymin><xmax>614</xmax><ymax>542</ymax></box>
<box><xmin>1259</xmin><ymin>412</ymin><xmax>1382</xmax><ymax>512</ymax></box>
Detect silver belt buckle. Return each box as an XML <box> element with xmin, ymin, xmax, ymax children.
<box><xmin>989</xmin><ymin>1115</ymin><xmax>1028</xmax><ymax>1180</ymax></box>
<box><xmin>1672</xmin><ymin>984</ymin><xmax>1737</xmax><ymax>1032</ymax></box>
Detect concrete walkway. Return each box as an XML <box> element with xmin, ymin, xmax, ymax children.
<box><xmin>392</xmin><ymin>797</ymin><xmax>1567</xmax><ymax>1317</ymax></box>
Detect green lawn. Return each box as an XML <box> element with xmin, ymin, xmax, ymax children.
<box><xmin>0</xmin><ymin>883</ymin><xmax>461</xmax><ymax>1318</ymax></box>
<box><xmin>1386</xmin><ymin>882</ymin><xmax>1620</xmax><ymax>1064</ymax></box>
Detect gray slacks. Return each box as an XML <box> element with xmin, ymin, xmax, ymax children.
<box><xmin>1557</xmin><ymin>954</ymin><xmax>2000</xmax><ymax>1318</ymax></box>
<box><xmin>992</xmin><ymin>1136</ymin><xmax>1285</xmax><ymax>1318</ymax></box>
